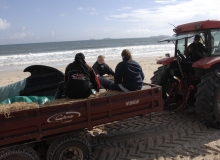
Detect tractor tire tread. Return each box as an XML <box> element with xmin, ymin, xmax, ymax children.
<box><xmin>195</xmin><ymin>68</ymin><xmax>220</xmax><ymax>128</ymax></box>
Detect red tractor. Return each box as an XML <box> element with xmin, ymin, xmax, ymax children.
<box><xmin>151</xmin><ymin>20</ymin><xmax>220</xmax><ymax>128</ymax></box>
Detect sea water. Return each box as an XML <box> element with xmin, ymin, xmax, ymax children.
<box><xmin>0</xmin><ymin>37</ymin><xmax>174</xmax><ymax>71</ymax></box>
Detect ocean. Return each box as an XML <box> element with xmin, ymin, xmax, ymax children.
<box><xmin>0</xmin><ymin>36</ymin><xmax>174</xmax><ymax>71</ymax></box>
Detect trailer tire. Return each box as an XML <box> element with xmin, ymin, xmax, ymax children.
<box><xmin>47</xmin><ymin>135</ymin><xmax>92</xmax><ymax>160</ymax></box>
<box><xmin>0</xmin><ymin>146</ymin><xmax>39</xmax><ymax>160</ymax></box>
<box><xmin>195</xmin><ymin>69</ymin><xmax>220</xmax><ymax>128</ymax></box>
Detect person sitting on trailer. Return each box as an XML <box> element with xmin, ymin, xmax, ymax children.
<box><xmin>98</xmin><ymin>49</ymin><xmax>144</xmax><ymax>92</ymax></box>
<box><xmin>92</xmin><ymin>55</ymin><xmax>115</xmax><ymax>77</ymax></box>
<box><xmin>186</xmin><ymin>35</ymin><xmax>206</xmax><ymax>62</ymax></box>
<box><xmin>55</xmin><ymin>53</ymin><xmax>100</xmax><ymax>99</ymax></box>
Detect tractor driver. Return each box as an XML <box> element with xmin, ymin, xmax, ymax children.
<box><xmin>185</xmin><ymin>35</ymin><xmax>206</xmax><ymax>62</ymax></box>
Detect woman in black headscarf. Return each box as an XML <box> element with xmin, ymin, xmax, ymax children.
<box><xmin>55</xmin><ymin>53</ymin><xmax>100</xmax><ymax>99</ymax></box>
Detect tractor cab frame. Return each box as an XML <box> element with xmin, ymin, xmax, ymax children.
<box><xmin>158</xmin><ymin>20</ymin><xmax>220</xmax><ymax>71</ymax></box>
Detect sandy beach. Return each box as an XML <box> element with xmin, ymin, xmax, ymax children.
<box><xmin>0</xmin><ymin>56</ymin><xmax>162</xmax><ymax>87</ymax></box>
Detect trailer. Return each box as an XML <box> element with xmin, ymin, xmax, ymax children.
<box><xmin>0</xmin><ymin>83</ymin><xmax>163</xmax><ymax>160</ymax></box>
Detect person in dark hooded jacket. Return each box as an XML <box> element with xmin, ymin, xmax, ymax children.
<box><xmin>99</xmin><ymin>49</ymin><xmax>144</xmax><ymax>92</ymax></box>
<box><xmin>186</xmin><ymin>35</ymin><xmax>206</xmax><ymax>62</ymax></box>
<box><xmin>55</xmin><ymin>53</ymin><xmax>100</xmax><ymax>99</ymax></box>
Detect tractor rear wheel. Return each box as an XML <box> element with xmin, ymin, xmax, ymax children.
<box><xmin>151</xmin><ymin>65</ymin><xmax>174</xmax><ymax>99</ymax></box>
<box><xmin>195</xmin><ymin>69</ymin><xmax>220</xmax><ymax>128</ymax></box>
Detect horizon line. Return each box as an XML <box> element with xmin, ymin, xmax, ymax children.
<box><xmin>0</xmin><ymin>35</ymin><xmax>169</xmax><ymax>46</ymax></box>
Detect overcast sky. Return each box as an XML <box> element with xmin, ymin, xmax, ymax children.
<box><xmin>0</xmin><ymin>0</ymin><xmax>219</xmax><ymax>45</ymax></box>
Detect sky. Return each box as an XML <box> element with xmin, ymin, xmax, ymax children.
<box><xmin>0</xmin><ymin>0</ymin><xmax>220</xmax><ymax>45</ymax></box>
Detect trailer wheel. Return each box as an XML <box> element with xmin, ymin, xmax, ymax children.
<box><xmin>47</xmin><ymin>135</ymin><xmax>92</xmax><ymax>160</ymax></box>
<box><xmin>195</xmin><ymin>69</ymin><xmax>220</xmax><ymax>128</ymax></box>
<box><xmin>0</xmin><ymin>146</ymin><xmax>39</xmax><ymax>160</ymax></box>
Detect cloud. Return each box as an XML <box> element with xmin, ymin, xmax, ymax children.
<box><xmin>9</xmin><ymin>32</ymin><xmax>34</xmax><ymax>39</ymax></box>
<box><xmin>103</xmin><ymin>0</ymin><xmax>220</xmax><ymax>37</ymax></box>
<box><xmin>36</xmin><ymin>8</ymin><xmax>41</xmax><ymax>11</ymax></box>
<box><xmin>77</xmin><ymin>7</ymin><xmax>84</xmax><ymax>11</ymax></box>
<box><xmin>102</xmin><ymin>28</ymin><xmax>111</xmax><ymax>32</ymax></box>
<box><xmin>126</xmin><ymin>29</ymin><xmax>149</xmax><ymax>34</ymax></box>
<box><xmin>51</xmin><ymin>31</ymin><xmax>55</xmax><ymax>36</ymax></box>
<box><xmin>90</xmin><ymin>8</ymin><xmax>96</xmax><ymax>11</ymax></box>
<box><xmin>117</xmin><ymin>7</ymin><xmax>132</xmax><ymax>11</ymax></box>
<box><xmin>89</xmin><ymin>11</ymin><xmax>98</xmax><ymax>15</ymax></box>
<box><xmin>17</xmin><ymin>26</ymin><xmax>27</xmax><ymax>32</ymax></box>
<box><xmin>0</xmin><ymin>18</ymin><xmax>10</xmax><ymax>30</ymax></box>
<box><xmin>110</xmin><ymin>7</ymin><xmax>133</xmax><ymax>14</ymax></box>
<box><xmin>155</xmin><ymin>0</ymin><xmax>176</xmax><ymax>4</ymax></box>
<box><xmin>77</xmin><ymin>7</ymin><xmax>98</xmax><ymax>15</ymax></box>
<box><xmin>107</xmin><ymin>0</ymin><xmax>220</xmax><ymax>26</ymax></box>
<box><xmin>1</xmin><ymin>5</ymin><xmax>9</xmax><ymax>10</ymax></box>
<box><xmin>60</xmin><ymin>13</ymin><xmax>66</xmax><ymax>17</ymax></box>
<box><xmin>77</xmin><ymin>7</ymin><xmax>96</xmax><ymax>11</ymax></box>
<box><xmin>8</xmin><ymin>26</ymin><xmax>35</xmax><ymax>40</ymax></box>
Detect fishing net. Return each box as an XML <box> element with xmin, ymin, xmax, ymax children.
<box><xmin>42</xmin><ymin>90</ymin><xmax>123</xmax><ymax>107</ymax></box>
<box><xmin>0</xmin><ymin>90</ymin><xmax>123</xmax><ymax>116</ymax></box>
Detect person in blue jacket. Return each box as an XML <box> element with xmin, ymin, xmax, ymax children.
<box><xmin>99</xmin><ymin>49</ymin><xmax>144</xmax><ymax>92</ymax></box>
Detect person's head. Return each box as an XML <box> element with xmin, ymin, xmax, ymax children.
<box><xmin>121</xmin><ymin>49</ymin><xmax>132</xmax><ymax>61</ymax></box>
<box><xmin>97</xmin><ymin>55</ymin><xmax>105</xmax><ymax>64</ymax></box>
<box><xmin>75</xmin><ymin>53</ymin><xmax>86</xmax><ymax>64</ymax></box>
<box><xmin>74</xmin><ymin>53</ymin><xmax>90</xmax><ymax>76</ymax></box>
<box><xmin>194</xmin><ymin>35</ymin><xmax>201</xmax><ymax>44</ymax></box>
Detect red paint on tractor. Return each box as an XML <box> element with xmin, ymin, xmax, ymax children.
<box><xmin>192</xmin><ymin>57</ymin><xmax>220</xmax><ymax>69</ymax></box>
<box><xmin>175</xmin><ymin>20</ymin><xmax>220</xmax><ymax>33</ymax></box>
<box><xmin>157</xmin><ymin>57</ymin><xmax>176</xmax><ymax>65</ymax></box>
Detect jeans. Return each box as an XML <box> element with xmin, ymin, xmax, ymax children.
<box><xmin>98</xmin><ymin>77</ymin><xmax>122</xmax><ymax>91</ymax></box>
<box><xmin>55</xmin><ymin>81</ymin><xmax>65</xmax><ymax>99</ymax></box>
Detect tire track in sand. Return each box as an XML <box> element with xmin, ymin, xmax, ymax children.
<box><xmin>88</xmin><ymin>111</ymin><xmax>220</xmax><ymax>160</ymax></box>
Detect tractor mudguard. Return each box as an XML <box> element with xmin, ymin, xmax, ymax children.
<box><xmin>192</xmin><ymin>57</ymin><xmax>220</xmax><ymax>69</ymax></box>
<box><xmin>157</xmin><ymin>57</ymin><xmax>176</xmax><ymax>65</ymax></box>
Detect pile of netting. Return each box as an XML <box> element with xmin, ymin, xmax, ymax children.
<box><xmin>0</xmin><ymin>90</ymin><xmax>123</xmax><ymax>116</ymax></box>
